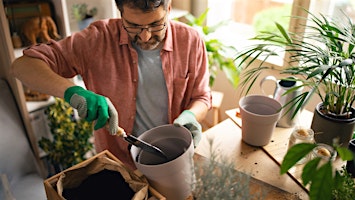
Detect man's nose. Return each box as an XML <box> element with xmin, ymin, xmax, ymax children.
<box><xmin>139</xmin><ymin>29</ymin><xmax>151</xmax><ymax>42</ymax></box>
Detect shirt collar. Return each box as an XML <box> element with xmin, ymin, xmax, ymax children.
<box><xmin>162</xmin><ymin>20</ymin><xmax>173</xmax><ymax>52</ymax></box>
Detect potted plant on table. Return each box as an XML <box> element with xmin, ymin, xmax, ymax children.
<box><xmin>72</xmin><ymin>3</ymin><xmax>98</xmax><ymax>30</ymax></box>
<box><xmin>235</xmin><ymin>10</ymin><xmax>355</xmax><ymax>147</ymax></box>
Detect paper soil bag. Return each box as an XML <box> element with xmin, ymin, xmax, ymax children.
<box><xmin>44</xmin><ymin>150</ymin><xmax>156</xmax><ymax>200</ymax></box>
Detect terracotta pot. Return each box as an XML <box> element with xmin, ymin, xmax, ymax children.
<box><xmin>311</xmin><ymin>102</ymin><xmax>355</xmax><ymax>147</ymax></box>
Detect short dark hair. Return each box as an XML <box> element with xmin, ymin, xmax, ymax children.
<box><xmin>115</xmin><ymin>0</ymin><xmax>171</xmax><ymax>13</ymax></box>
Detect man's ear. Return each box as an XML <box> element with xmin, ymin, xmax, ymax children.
<box><xmin>167</xmin><ymin>3</ymin><xmax>171</xmax><ymax>13</ymax></box>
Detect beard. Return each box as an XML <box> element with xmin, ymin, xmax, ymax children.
<box><xmin>131</xmin><ymin>31</ymin><xmax>166</xmax><ymax>50</ymax></box>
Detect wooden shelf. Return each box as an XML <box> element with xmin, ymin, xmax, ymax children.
<box><xmin>26</xmin><ymin>96</ymin><xmax>55</xmax><ymax>113</ymax></box>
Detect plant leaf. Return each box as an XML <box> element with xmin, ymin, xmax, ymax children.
<box><xmin>275</xmin><ymin>22</ymin><xmax>292</xmax><ymax>43</ymax></box>
<box><xmin>280</xmin><ymin>143</ymin><xmax>317</xmax><ymax>174</ymax></box>
<box><xmin>308</xmin><ymin>161</ymin><xmax>333</xmax><ymax>200</ymax></box>
<box><xmin>336</xmin><ymin>146</ymin><xmax>354</xmax><ymax>161</ymax></box>
<box><xmin>301</xmin><ymin>157</ymin><xmax>321</xmax><ymax>185</ymax></box>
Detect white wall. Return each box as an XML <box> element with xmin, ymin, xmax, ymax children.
<box><xmin>65</xmin><ymin>0</ymin><xmax>119</xmax><ymax>32</ymax></box>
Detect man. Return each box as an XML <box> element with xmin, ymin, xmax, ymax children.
<box><xmin>11</xmin><ymin>0</ymin><xmax>211</xmax><ymax>169</ymax></box>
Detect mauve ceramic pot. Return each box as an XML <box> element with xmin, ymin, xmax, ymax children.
<box><xmin>239</xmin><ymin>95</ymin><xmax>282</xmax><ymax>146</ymax></box>
<box><xmin>130</xmin><ymin>125</ymin><xmax>194</xmax><ymax>200</ymax></box>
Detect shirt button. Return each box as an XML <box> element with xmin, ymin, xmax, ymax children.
<box><xmin>133</xmin><ymin>97</ymin><xmax>136</xmax><ymax>101</ymax></box>
<box><xmin>133</xmin><ymin>79</ymin><xmax>137</xmax><ymax>82</ymax></box>
<box><xmin>130</xmin><ymin>116</ymin><xmax>134</xmax><ymax>119</ymax></box>
<box><xmin>133</xmin><ymin>61</ymin><xmax>136</xmax><ymax>64</ymax></box>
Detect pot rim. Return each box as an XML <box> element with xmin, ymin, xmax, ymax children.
<box><xmin>315</xmin><ymin>102</ymin><xmax>355</xmax><ymax>123</ymax></box>
<box><xmin>239</xmin><ymin>94</ymin><xmax>282</xmax><ymax>117</ymax></box>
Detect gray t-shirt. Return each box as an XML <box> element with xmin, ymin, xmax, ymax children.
<box><xmin>132</xmin><ymin>44</ymin><xmax>169</xmax><ymax>136</ymax></box>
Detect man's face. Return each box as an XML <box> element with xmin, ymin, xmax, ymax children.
<box><xmin>121</xmin><ymin>5</ymin><xmax>170</xmax><ymax>50</ymax></box>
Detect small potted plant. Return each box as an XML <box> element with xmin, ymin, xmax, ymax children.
<box><xmin>39</xmin><ymin>98</ymin><xmax>94</xmax><ymax>174</ymax></box>
<box><xmin>72</xmin><ymin>3</ymin><xmax>98</xmax><ymax>30</ymax></box>
<box><xmin>192</xmin><ymin>140</ymin><xmax>264</xmax><ymax>199</ymax></box>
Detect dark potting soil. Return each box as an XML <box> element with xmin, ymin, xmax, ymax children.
<box><xmin>62</xmin><ymin>169</ymin><xmax>135</xmax><ymax>200</ymax></box>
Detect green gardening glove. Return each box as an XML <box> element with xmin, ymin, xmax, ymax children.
<box><xmin>173</xmin><ymin>110</ymin><xmax>202</xmax><ymax>148</ymax></box>
<box><xmin>64</xmin><ymin>86</ymin><xmax>119</xmax><ymax>134</ymax></box>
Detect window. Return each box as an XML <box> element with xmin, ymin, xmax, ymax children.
<box><xmin>206</xmin><ymin>0</ymin><xmax>294</xmax><ymax>51</ymax></box>
<box><xmin>309</xmin><ymin>0</ymin><xmax>355</xmax><ymax>20</ymax></box>
<box><xmin>204</xmin><ymin>0</ymin><xmax>355</xmax><ymax>65</ymax></box>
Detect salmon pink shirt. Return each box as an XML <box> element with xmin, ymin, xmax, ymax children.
<box><xmin>24</xmin><ymin>18</ymin><xmax>211</xmax><ymax>169</ymax></box>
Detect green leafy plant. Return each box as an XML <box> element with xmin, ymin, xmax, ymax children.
<box><xmin>39</xmin><ymin>98</ymin><xmax>94</xmax><ymax>171</ymax></box>
<box><xmin>235</xmin><ymin>10</ymin><xmax>355</xmax><ymax>119</ymax></box>
<box><xmin>183</xmin><ymin>9</ymin><xmax>241</xmax><ymax>87</ymax></box>
<box><xmin>332</xmin><ymin>166</ymin><xmax>355</xmax><ymax>200</ymax></box>
<box><xmin>72</xmin><ymin>3</ymin><xmax>98</xmax><ymax>21</ymax></box>
<box><xmin>280</xmin><ymin>143</ymin><xmax>355</xmax><ymax>200</ymax></box>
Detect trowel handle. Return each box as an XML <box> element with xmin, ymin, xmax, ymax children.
<box><xmin>116</xmin><ymin>127</ymin><xmax>127</xmax><ymax>137</ymax></box>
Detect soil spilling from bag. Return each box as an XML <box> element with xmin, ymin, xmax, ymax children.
<box><xmin>62</xmin><ymin>169</ymin><xmax>135</xmax><ymax>200</ymax></box>
<box><xmin>137</xmin><ymin>137</ymin><xmax>188</xmax><ymax>165</ymax></box>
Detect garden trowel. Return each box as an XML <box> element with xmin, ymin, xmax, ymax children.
<box><xmin>116</xmin><ymin>127</ymin><xmax>168</xmax><ymax>160</ymax></box>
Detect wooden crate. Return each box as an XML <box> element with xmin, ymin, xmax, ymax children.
<box><xmin>43</xmin><ymin>150</ymin><xmax>165</xmax><ymax>200</ymax></box>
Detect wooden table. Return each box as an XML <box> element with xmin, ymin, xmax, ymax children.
<box><xmin>225</xmin><ymin>108</ymin><xmax>345</xmax><ymax>190</ymax></box>
<box><xmin>195</xmin><ymin>109</ymin><xmax>313</xmax><ymax>199</ymax></box>
<box><xmin>226</xmin><ymin>108</ymin><xmax>314</xmax><ymax>186</ymax></box>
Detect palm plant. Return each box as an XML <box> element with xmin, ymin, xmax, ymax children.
<box><xmin>235</xmin><ymin>10</ymin><xmax>355</xmax><ymax>119</ymax></box>
<box><xmin>236</xmin><ymin>9</ymin><xmax>355</xmax><ymax>199</ymax></box>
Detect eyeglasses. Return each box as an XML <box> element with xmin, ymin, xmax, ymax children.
<box><xmin>123</xmin><ymin>23</ymin><xmax>166</xmax><ymax>34</ymax></box>
<box><xmin>122</xmin><ymin>13</ymin><xmax>167</xmax><ymax>34</ymax></box>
